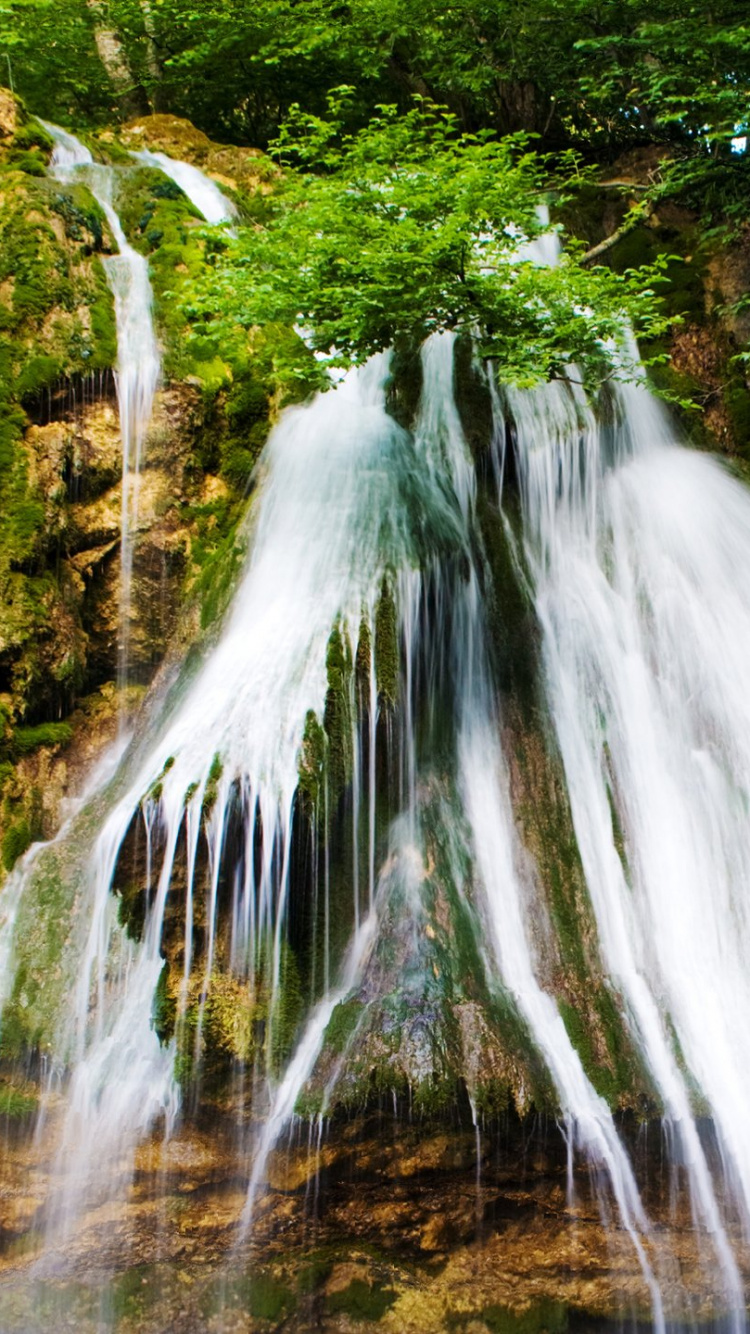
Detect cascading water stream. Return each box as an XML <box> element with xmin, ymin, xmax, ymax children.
<box><xmin>8</xmin><ymin>165</ymin><xmax>744</xmax><ymax>1320</ymax></box>
<box><xmin>39</xmin><ymin>351</ymin><xmax>418</xmax><ymax>1242</ymax></box>
<box><xmin>132</xmin><ymin>147</ymin><xmax>236</xmax><ymax>225</ymax></box>
<box><xmin>236</xmin><ymin>335</ymin><xmax>670</xmax><ymax>1329</ymax></box>
<box><xmin>419</xmin><ymin>333</ymin><xmax>667</xmax><ymax>1330</ymax></box>
<box><xmin>42</xmin><ymin>123</ymin><xmax>161</xmax><ymax>695</ymax></box>
<box><xmin>19</xmin><ymin>317</ymin><xmax>677</xmax><ymax>1331</ymax></box>
<box><xmin>503</xmin><ymin>366</ymin><xmax>750</xmax><ymax>1325</ymax></box>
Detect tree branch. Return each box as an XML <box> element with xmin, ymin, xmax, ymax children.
<box><xmin>581</xmin><ymin>198</ymin><xmax>656</xmax><ymax>264</ymax></box>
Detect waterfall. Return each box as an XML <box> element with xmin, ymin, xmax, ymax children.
<box><xmin>225</xmin><ymin>334</ymin><xmax>668</xmax><ymax>1330</ymax></box>
<box><xmin>504</xmin><ymin>366</ymin><xmax>750</xmax><ymax>1324</ymax></box>
<box><xmin>43</xmin><ymin>123</ymin><xmax>161</xmax><ymax>693</ymax></box>
<box><xmin>38</xmin><ymin>351</ymin><xmax>418</xmax><ymax>1240</ymax></box>
<box><xmin>131</xmin><ymin>147</ymin><xmax>237</xmax><ymax>224</ymax></box>
<box><xmin>423</xmin><ymin>333</ymin><xmax>666</xmax><ymax>1329</ymax></box>
<box><xmin>6</xmin><ymin>165</ymin><xmax>750</xmax><ymax>1317</ymax></box>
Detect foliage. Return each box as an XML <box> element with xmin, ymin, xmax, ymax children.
<box><xmin>3</xmin><ymin>0</ymin><xmax>748</xmax><ymax>243</ymax></box>
<box><xmin>13</xmin><ymin>721</ymin><xmax>73</xmax><ymax>755</ymax></box>
<box><xmin>575</xmin><ymin>3</ymin><xmax>750</xmax><ymax>154</ymax></box>
<box><xmin>0</xmin><ymin>0</ymin><xmax>114</xmax><ymax>124</ymax></box>
<box><xmin>182</xmin><ymin>96</ymin><xmax>671</xmax><ymax>389</ymax></box>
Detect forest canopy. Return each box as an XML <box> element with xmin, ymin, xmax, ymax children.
<box><xmin>3</xmin><ymin>0</ymin><xmax>747</xmax><ymax>159</ymax></box>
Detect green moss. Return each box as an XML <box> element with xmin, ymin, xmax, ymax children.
<box><xmin>298</xmin><ymin>708</ymin><xmax>327</xmax><ymax>813</ymax></box>
<box><xmin>202</xmin><ymin>752</ymin><xmax>223</xmax><ymax>812</ymax></box>
<box><xmin>50</xmin><ymin>184</ymin><xmax>109</xmax><ymax>251</ymax></box>
<box><xmin>0</xmin><ymin>815</ymin><xmax>93</xmax><ymax>1057</ymax></box>
<box><xmin>12</xmin><ymin>118</ymin><xmax>53</xmax><ymax>155</ymax></box>
<box><xmin>201</xmin><ymin>1269</ymin><xmax>295</xmax><ymax>1322</ymax></box>
<box><xmin>117</xmin><ymin>879</ymin><xmax>147</xmax><ymax>942</ymax></box>
<box><xmin>323</xmin><ymin>998</ymin><xmax>363</xmax><ymax>1055</ymax></box>
<box><xmin>89</xmin><ymin>265</ymin><xmax>118</xmax><ymax>369</ymax></box>
<box><xmin>247</xmin><ymin>1273</ymin><xmax>294</xmax><ymax>1321</ymax></box>
<box><xmin>110</xmin><ymin>1264</ymin><xmax>166</xmax><ymax>1322</ymax></box>
<box><xmin>0</xmin><ymin>1080</ymin><xmax>38</xmax><ymax>1122</ymax></box>
<box><xmin>374</xmin><ymin>579</ymin><xmax>399</xmax><ymax>707</ymax></box>
<box><xmin>296</xmin><ymin>1252</ymin><xmax>335</xmax><ymax>1295</ymax></box>
<box><xmin>176</xmin><ymin>972</ymin><xmax>257</xmax><ymax>1096</ymax></box>
<box><xmin>326</xmin><ymin>1278</ymin><xmax>397</xmax><ymax>1322</ymax></box>
<box><xmin>111</xmin><ymin>166</ymin><xmax>215</xmax><ymax>383</ymax></box>
<box><xmin>15</xmin><ymin>354</ymin><xmax>63</xmax><ymax>401</ymax></box>
<box><xmin>186</xmin><ymin>498</ymin><xmax>247</xmax><ymax>632</ymax></box>
<box><xmin>323</xmin><ymin>623</ymin><xmax>354</xmax><ymax>800</ymax></box>
<box><xmin>355</xmin><ymin>615</ymin><xmax>372</xmax><ymax>706</ymax></box>
<box><xmin>7</xmin><ymin>148</ymin><xmax>48</xmax><ymax>176</ymax></box>
<box><xmin>558</xmin><ymin>1000</ymin><xmax>618</xmax><ymax>1105</ymax></box>
<box><xmin>1</xmin><ymin>818</ymin><xmax>32</xmax><ymax>871</ymax></box>
<box><xmin>13</xmin><ymin>721</ymin><xmax>73</xmax><ymax>755</ymax></box>
<box><xmin>152</xmin><ymin>961</ymin><xmax>177</xmax><ymax>1045</ymax></box>
<box><xmin>272</xmin><ymin>943</ymin><xmax>304</xmax><ymax>1071</ymax></box>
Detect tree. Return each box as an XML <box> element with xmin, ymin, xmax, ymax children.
<box><xmin>182</xmin><ymin>96</ymin><xmax>671</xmax><ymax>390</ymax></box>
<box><xmin>0</xmin><ymin>0</ymin><xmax>115</xmax><ymax>122</ymax></box>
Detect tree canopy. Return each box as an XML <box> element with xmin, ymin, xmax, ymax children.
<box><xmin>183</xmin><ymin>95</ymin><xmax>670</xmax><ymax>387</ymax></box>
<box><xmin>3</xmin><ymin>0</ymin><xmax>748</xmax><ymax>160</ymax></box>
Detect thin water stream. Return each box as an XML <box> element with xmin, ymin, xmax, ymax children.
<box><xmin>132</xmin><ymin>147</ymin><xmax>236</xmax><ymax>224</ymax></box>
<box><xmin>43</xmin><ymin>123</ymin><xmax>161</xmax><ymax>694</ymax></box>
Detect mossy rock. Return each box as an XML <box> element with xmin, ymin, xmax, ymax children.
<box><xmin>323</xmin><ymin>998</ymin><xmax>364</xmax><ymax>1055</ymax></box>
<box><xmin>374</xmin><ymin>579</ymin><xmax>399</xmax><ymax>708</ymax></box>
<box><xmin>450</xmin><ymin>1298</ymin><xmax>569</xmax><ymax>1334</ymax></box>
<box><xmin>0</xmin><ymin>795</ymin><xmax>106</xmax><ymax>1059</ymax></box>
<box><xmin>0</xmin><ymin>1077</ymin><xmax>38</xmax><ymax>1122</ymax></box>
<box><xmin>326</xmin><ymin>1277</ymin><xmax>397</xmax><ymax>1322</ymax></box>
<box><xmin>200</xmin><ymin>1267</ymin><xmax>295</xmax><ymax>1322</ymax></box>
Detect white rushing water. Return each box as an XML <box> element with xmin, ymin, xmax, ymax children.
<box><xmin>503</xmin><ymin>365</ymin><xmax>750</xmax><ymax>1324</ymax></box>
<box><xmin>415</xmin><ymin>333</ymin><xmax>667</xmax><ymax>1329</ymax></box>
<box><xmin>43</xmin><ymin>123</ymin><xmax>161</xmax><ymax>691</ymax></box>
<box><xmin>29</xmin><ymin>325</ymin><xmax>673</xmax><ymax>1326</ymax></box>
<box><xmin>132</xmin><ymin>147</ymin><xmax>236</xmax><ymax>224</ymax></box>
<box><xmin>40</xmin><ymin>351</ymin><xmax>419</xmax><ymax>1239</ymax></box>
<box><xmin>240</xmin><ymin>900</ymin><xmax>379</xmax><ymax>1231</ymax></box>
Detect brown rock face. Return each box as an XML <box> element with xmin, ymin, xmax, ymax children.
<box><xmin>117</xmin><ymin>114</ymin><xmax>276</xmax><ymax>196</ymax></box>
<box><xmin>0</xmin><ymin>87</ymin><xmax>17</xmax><ymax>141</ymax></box>
<box><xmin>0</xmin><ymin>374</ymin><xmax>234</xmax><ymax>856</ymax></box>
<box><xmin>0</xmin><ymin>1106</ymin><xmax>746</xmax><ymax>1332</ymax></box>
